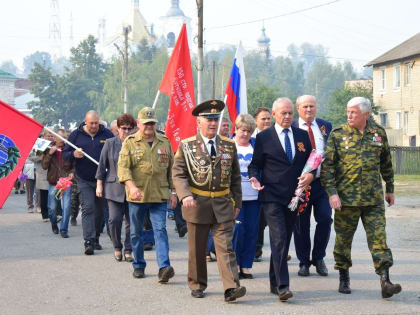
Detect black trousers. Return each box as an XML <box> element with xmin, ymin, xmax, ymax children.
<box><xmin>40</xmin><ymin>189</ymin><xmax>49</xmax><ymax>219</ymax></box>
<box><xmin>255</xmin><ymin>205</ymin><xmax>266</xmax><ymax>257</ymax></box>
<box><xmin>107</xmin><ymin>199</ymin><xmax>131</xmax><ymax>253</ymax></box>
<box><xmin>77</xmin><ymin>177</ymin><xmax>106</xmax><ymax>241</ymax></box>
<box><xmin>264</xmin><ymin>202</ymin><xmax>297</xmax><ymax>288</ymax></box>
<box><xmin>174</xmin><ymin>201</ymin><xmax>186</xmax><ymax>233</ymax></box>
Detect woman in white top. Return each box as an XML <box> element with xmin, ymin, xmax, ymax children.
<box><xmin>232</xmin><ymin>114</ymin><xmax>260</xmax><ymax>279</ymax></box>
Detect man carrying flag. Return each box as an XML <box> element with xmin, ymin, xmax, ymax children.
<box><xmin>225</xmin><ymin>42</ymin><xmax>248</xmax><ymax>132</ymax></box>
<box><xmin>0</xmin><ymin>100</ymin><xmax>43</xmax><ymax>209</ymax></box>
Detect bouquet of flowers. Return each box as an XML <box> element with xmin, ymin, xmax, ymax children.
<box><xmin>288</xmin><ymin>150</ymin><xmax>323</xmax><ymax>214</ymax></box>
<box><xmin>18</xmin><ymin>172</ymin><xmax>28</xmax><ymax>183</ymax></box>
<box><xmin>54</xmin><ymin>176</ymin><xmax>73</xmax><ymax>200</ymax></box>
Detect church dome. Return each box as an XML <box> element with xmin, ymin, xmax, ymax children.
<box><xmin>166</xmin><ymin>0</ymin><xmax>185</xmax><ymax>17</ymax></box>
<box><xmin>257</xmin><ymin>27</ymin><xmax>270</xmax><ymax>45</ymax></box>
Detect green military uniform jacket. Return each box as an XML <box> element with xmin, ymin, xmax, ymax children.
<box><xmin>320</xmin><ymin>119</ymin><xmax>394</xmax><ymax>207</ymax></box>
<box><xmin>117</xmin><ymin>131</ymin><xmax>174</xmax><ymax>203</ymax></box>
<box><xmin>172</xmin><ymin>134</ymin><xmax>242</xmax><ymax>224</ymax></box>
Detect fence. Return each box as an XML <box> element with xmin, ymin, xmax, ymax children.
<box><xmin>390</xmin><ymin>146</ymin><xmax>420</xmax><ymax>174</ymax></box>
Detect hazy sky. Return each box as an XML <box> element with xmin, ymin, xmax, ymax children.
<box><xmin>0</xmin><ymin>0</ymin><xmax>418</xmax><ymax>71</ymax></box>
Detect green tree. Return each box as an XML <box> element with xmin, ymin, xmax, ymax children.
<box><xmin>28</xmin><ymin>36</ymin><xmax>107</xmax><ymax>128</ymax></box>
<box><xmin>324</xmin><ymin>84</ymin><xmax>375</xmax><ymax>128</ymax></box>
<box><xmin>23</xmin><ymin>51</ymin><xmax>52</xmax><ymax>77</ymax></box>
<box><xmin>247</xmin><ymin>83</ymin><xmax>281</xmax><ymax>116</ymax></box>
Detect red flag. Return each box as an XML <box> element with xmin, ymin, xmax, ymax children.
<box><xmin>0</xmin><ymin>100</ymin><xmax>43</xmax><ymax>208</ymax></box>
<box><xmin>159</xmin><ymin>24</ymin><xmax>196</xmax><ymax>152</ymax></box>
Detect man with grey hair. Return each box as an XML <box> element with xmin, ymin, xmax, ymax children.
<box><xmin>321</xmin><ymin>97</ymin><xmax>401</xmax><ymax>298</ymax></box>
<box><xmin>249</xmin><ymin>97</ymin><xmax>314</xmax><ymax>301</ymax></box>
<box><xmin>292</xmin><ymin>95</ymin><xmax>332</xmax><ymax>277</ymax></box>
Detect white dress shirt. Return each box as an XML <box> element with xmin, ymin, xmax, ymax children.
<box><xmin>201</xmin><ymin>134</ymin><xmax>217</xmax><ymax>156</ymax></box>
<box><xmin>298</xmin><ymin>117</ymin><xmax>325</xmax><ymax>154</ymax></box>
<box><xmin>298</xmin><ymin>117</ymin><xmax>325</xmax><ymax>177</ymax></box>
<box><xmin>274</xmin><ymin>123</ymin><xmax>295</xmax><ymax>159</ymax></box>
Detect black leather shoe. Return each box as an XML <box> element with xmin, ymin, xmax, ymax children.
<box><xmin>133</xmin><ymin>268</ymin><xmax>145</xmax><ymax>278</ymax></box>
<box><xmin>178</xmin><ymin>225</ymin><xmax>188</xmax><ymax>238</ymax></box>
<box><xmin>158</xmin><ymin>266</ymin><xmax>175</xmax><ymax>283</ymax></box>
<box><xmin>298</xmin><ymin>265</ymin><xmax>310</xmax><ymax>277</ymax></box>
<box><xmin>60</xmin><ymin>231</ymin><xmax>69</xmax><ymax>238</ymax></box>
<box><xmin>314</xmin><ymin>259</ymin><xmax>328</xmax><ymax>276</ymax></box>
<box><xmin>224</xmin><ymin>286</ymin><xmax>246</xmax><ymax>302</ymax></box>
<box><xmin>277</xmin><ymin>286</ymin><xmax>293</xmax><ymax>301</ymax></box>
<box><xmin>270</xmin><ymin>286</ymin><xmax>278</xmax><ymax>295</ymax></box>
<box><xmin>84</xmin><ymin>240</ymin><xmax>94</xmax><ymax>255</ymax></box>
<box><xmin>287</xmin><ymin>255</ymin><xmax>291</xmax><ymax>261</ymax></box>
<box><xmin>338</xmin><ymin>269</ymin><xmax>351</xmax><ymax>294</ymax></box>
<box><xmin>239</xmin><ymin>269</ymin><xmax>253</xmax><ymax>279</ymax></box>
<box><xmin>191</xmin><ymin>289</ymin><xmax>205</xmax><ymax>298</ymax></box>
<box><xmin>144</xmin><ymin>242</ymin><xmax>154</xmax><ymax>251</ymax></box>
<box><xmin>94</xmin><ymin>240</ymin><xmax>103</xmax><ymax>250</ymax></box>
<box><xmin>52</xmin><ymin>223</ymin><xmax>59</xmax><ymax>234</ymax></box>
<box><xmin>70</xmin><ymin>217</ymin><xmax>77</xmax><ymax>226</ymax></box>
<box><xmin>114</xmin><ymin>251</ymin><xmax>123</xmax><ymax>262</ymax></box>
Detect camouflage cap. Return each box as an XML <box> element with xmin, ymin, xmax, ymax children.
<box><xmin>192</xmin><ymin>99</ymin><xmax>225</xmax><ymax>118</ymax></box>
<box><xmin>138</xmin><ymin>107</ymin><xmax>158</xmax><ymax>124</ymax></box>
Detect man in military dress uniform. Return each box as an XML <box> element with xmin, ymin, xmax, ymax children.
<box><xmin>118</xmin><ymin>107</ymin><xmax>177</xmax><ymax>282</ymax></box>
<box><xmin>321</xmin><ymin>97</ymin><xmax>402</xmax><ymax>298</ymax></box>
<box><xmin>172</xmin><ymin>100</ymin><xmax>246</xmax><ymax>302</ymax></box>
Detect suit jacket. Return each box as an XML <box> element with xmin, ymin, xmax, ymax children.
<box><xmin>95</xmin><ymin>136</ymin><xmax>126</xmax><ymax>203</ymax></box>
<box><xmin>172</xmin><ymin>133</ymin><xmax>242</xmax><ymax>224</ymax></box>
<box><xmin>248</xmin><ymin>125</ymin><xmax>312</xmax><ymax>205</ymax></box>
<box><xmin>291</xmin><ymin>117</ymin><xmax>332</xmax><ymax>145</ymax></box>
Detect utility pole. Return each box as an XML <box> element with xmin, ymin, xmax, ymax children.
<box><xmin>211</xmin><ymin>60</ymin><xmax>216</xmax><ymax>99</ymax></box>
<box><xmin>114</xmin><ymin>25</ymin><xmax>132</xmax><ymax>113</ymax></box>
<box><xmin>196</xmin><ymin>0</ymin><xmax>204</xmax><ymax>103</ymax></box>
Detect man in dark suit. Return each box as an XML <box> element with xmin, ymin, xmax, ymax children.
<box><xmin>292</xmin><ymin>95</ymin><xmax>333</xmax><ymax>277</ymax></box>
<box><xmin>248</xmin><ymin>97</ymin><xmax>314</xmax><ymax>301</ymax></box>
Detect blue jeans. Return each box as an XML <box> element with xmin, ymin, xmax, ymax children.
<box><xmin>48</xmin><ymin>185</ymin><xmax>72</xmax><ymax>233</ymax></box>
<box><xmin>129</xmin><ymin>202</ymin><xmax>170</xmax><ymax>270</ymax></box>
<box><xmin>233</xmin><ymin>200</ymin><xmax>260</xmax><ymax>268</ymax></box>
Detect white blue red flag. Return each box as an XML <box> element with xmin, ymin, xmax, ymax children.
<box><xmin>225</xmin><ymin>41</ymin><xmax>247</xmax><ymax>131</ymax></box>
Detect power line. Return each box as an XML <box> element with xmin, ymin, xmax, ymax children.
<box><xmin>206</xmin><ymin>0</ymin><xmax>343</xmax><ymax>31</ymax></box>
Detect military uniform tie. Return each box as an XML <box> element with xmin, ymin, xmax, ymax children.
<box><xmin>208</xmin><ymin>139</ymin><xmax>216</xmax><ymax>164</ymax></box>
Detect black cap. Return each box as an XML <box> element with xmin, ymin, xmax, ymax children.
<box><xmin>192</xmin><ymin>99</ymin><xmax>225</xmax><ymax>118</ymax></box>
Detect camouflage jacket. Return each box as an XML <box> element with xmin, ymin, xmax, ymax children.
<box><xmin>320</xmin><ymin>119</ymin><xmax>394</xmax><ymax>206</ymax></box>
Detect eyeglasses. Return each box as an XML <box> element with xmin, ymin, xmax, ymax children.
<box><xmin>120</xmin><ymin>127</ymin><xmax>133</xmax><ymax>131</ymax></box>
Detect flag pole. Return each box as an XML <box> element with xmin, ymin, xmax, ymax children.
<box><xmin>217</xmin><ymin>94</ymin><xmax>229</xmax><ymax>134</ymax></box>
<box><xmin>152</xmin><ymin>90</ymin><xmax>161</xmax><ymax>110</ymax></box>
<box><xmin>44</xmin><ymin>126</ymin><xmax>99</xmax><ymax>166</ymax></box>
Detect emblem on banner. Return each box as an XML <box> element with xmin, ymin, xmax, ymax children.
<box><xmin>0</xmin><ymin>134</ymin><xmax>21</xmax><ymax>179</ymax></box>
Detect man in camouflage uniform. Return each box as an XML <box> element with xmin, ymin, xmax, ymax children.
<box><xmin>118</xmin><ymin>107</ymin><xmax>177</xmax><ymax>282</ymax></box>
<box><xmin>321</xmin><ymin>97</ymin><xmax>402</xmax><ymax>298</ymax></box>
<box><xmin>172</xmin><ymin>100</ymin><xmax>246</xmax><ymax>302</ymax></box>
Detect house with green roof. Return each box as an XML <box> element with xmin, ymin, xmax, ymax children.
<box><xmin>0</xmin><ymin>70</ymin><xmax>18</xmax><ymax>106</ymax></box>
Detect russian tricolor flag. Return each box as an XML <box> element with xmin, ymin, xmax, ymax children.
<box><xmin>225</xmin><ymin>42</ymin><xmax>247</xmax><ymax>131</ymax></box>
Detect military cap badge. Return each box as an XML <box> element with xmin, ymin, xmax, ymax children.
<box><xmin>0</xmin><ymin>134</ymin><xmax>21</xmax><ymax>179</ymax></box>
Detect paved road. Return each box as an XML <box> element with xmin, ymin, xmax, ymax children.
<box><xmin>1</xmin><ymin>193</ymin><xmax>420</xmax><ymax>314</ymax></box>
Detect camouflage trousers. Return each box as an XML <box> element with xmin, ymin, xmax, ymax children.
<box><xmin>334</xmin><ymin>204</ymin><xmax>393</xmax><ymax>274</ymax></box>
